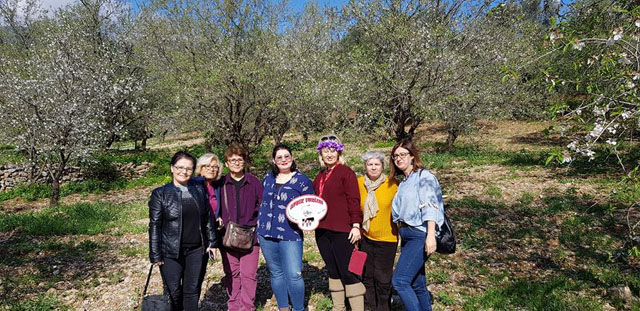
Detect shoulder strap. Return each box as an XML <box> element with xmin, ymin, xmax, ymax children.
<box><xmin>142</xmin><ymin>265</ymin><xmax>175</xmax><ymax>305</ymax></box>
<box><xmin>417</xmin><ymin>169</ymin><xmax>424</xmax><ymax>207</ymax></box>
<box><xmin>235</xmin><ymin>182</ymin><xmax>241</xmax><ymax>222</ymax></box>
<box><xmin>223</xmin><ymin>184</ymin><xmax>230</xmax><ymax>220</ymax></box>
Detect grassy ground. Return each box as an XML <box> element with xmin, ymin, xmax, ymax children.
<box><xmin>1</xmin><ymin>121</ymin><xmax>639</xmax><ymax>310</ymax></box>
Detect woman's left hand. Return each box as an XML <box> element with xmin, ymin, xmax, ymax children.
<box><xmin>206</xmin><ymin>248</ymin><xmax>217</xmax><ymax>261</ymax></box>
<box><xmin>425</xmin><ymin>234</ymin><xmax>437</xmax><ymax>255</ymax></box>
<box><xmin>348</xmin><ymin>227</ymin><xmax>361</xmax><ymax>244</ymax></box>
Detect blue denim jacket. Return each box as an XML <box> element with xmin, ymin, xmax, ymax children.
<box><xmin>257</xmin><ymin>171</ymin><xmax>314</xmax><ymax>241</ymax></box>
<box><xmin>392</xmin><ymin>169</ymin><xmax>445</xmax><ymax>232</ymax></box>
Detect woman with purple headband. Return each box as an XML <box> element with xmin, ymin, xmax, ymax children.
<box><xmin>312</xmin><ymin>134</ymin><xmax>365</xmax><ymax>311</ymax></box>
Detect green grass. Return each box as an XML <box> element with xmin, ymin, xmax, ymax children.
<box><xmin>1</xmin><ymin>294</ymin><xmax>68</xmax><ymax>311</ymax></box>
<box><xmin>0</xmin><ymin>238</ymin><xmax>107</xmax><ymax>266</ymax></box>
<box><xmin>308</xmin><ymin>293</ymin><xmax>332</xmax><ymax>311</ymax></box>
<box><xmin>463</xmin><ymin>277</ymin><xmax>603</xmax><ymax>311</ymax></box>
<box><xmin>120</xmin><ymin>246</ymin><xmax>147</xmax><ymax>257</ymax></box>
<box><xmin>0</xmin><ymin>202</ymin><xmax>147</xmax><ymax>236</ymax></box>
<box><xmin>427</xmin><ymin>271</ymin><xmax>449</xmax><ymax>284</ymax></box>
<box><xmin>436</xmin><ymin>291</ymin><xmax>456</xmax><ymax>305</ymax></box>
<box><xmin>0</xmin><ymin>175</ymin><xmax>170</xmax><ymax>203</ymax></box>
<box><xmin>518</xmin><ymin>191</ymin><xmax>536</xmax><ymax>207</ymax></box>
<box><xmin>484</xmin><ymin>186</ymin><xmax>503</xmax><ymax>198</ymax></box>
<box><xmin>419</xmin><ymin>142</ymin><xmax>550</xmax><ymax>169</ymax></box>
<box><xmin>0</xmin><ymin>144</ymin><xmax>27</xmax><ymax>165</ymax></box>
<box><xmin>373</xmin><ymin>140</ymin><xmax>396</xmax><ymax>148</ymax></box>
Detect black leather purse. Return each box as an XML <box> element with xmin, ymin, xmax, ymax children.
<box><xmin>417</xmin><ymin>169</ymin><xmax>456</xmax><ymax>254</ymax></box>
<box><xmin>141</xmin><ymin>265</ymin><xmax>174</xmax><ymax>311</ymax></box>
<box><xmin>436</xmin><ymin>212</ymin><xmax>456</xmax><ymax>254</ymax></box>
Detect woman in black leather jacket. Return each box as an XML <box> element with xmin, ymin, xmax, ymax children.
<box><xmin>149</xmin><ymin>151</ymin><xmax>217</xmax><ymax>311</ymax></box>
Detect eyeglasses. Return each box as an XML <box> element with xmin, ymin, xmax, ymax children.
<box><xmin>275</xmin><ymin>154</ymin><xmax>292</xmax><ymax>162</ymax></box>
<box><xmin>321</xmin><ymin>135</ymin><xmax>337</xmax><ymax>142</ymax></box>
<box><xmin>173</xmin><ymin>165</ymin><xmax>194</xmax><ymax>173</ymax></box>
<box><xmin>227</xmin><ymin>158</ymin><xmax>245</xmax><ymax>165</ymax></box>
<box><xmin>202</xmin><ymin>164</ymin><xmax>219</xmax><ymax>171</ymax></box>
<box><xmin>392</xmin><ymin>152</ymin><xmax>411</xmax><ymax>160</ymax></box>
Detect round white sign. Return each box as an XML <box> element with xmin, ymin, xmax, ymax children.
<box><xmin>286</xmin><ymin>194</ymin><xmax>328</xmax><ymax>231</ymax></box>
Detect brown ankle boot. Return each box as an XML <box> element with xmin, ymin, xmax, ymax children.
<box><xmin>328</xmin><ymin>278</ymin><xmax>346</xmax><ymax>311</ymax></box>
<box><xmin>345</xmin><ymin>282</ymin><xmax>366</xmax><ymax>311</ymax></box>
<box><xmin>278</xmin><ymin>307</ymin><xmax>291</xmax><ymax>311</ymax></box>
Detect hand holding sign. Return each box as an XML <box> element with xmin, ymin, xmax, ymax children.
<box><xmin>286</xmin><ymin>194</ymin><xmax>328</xmax><ymax>231</ymax></box>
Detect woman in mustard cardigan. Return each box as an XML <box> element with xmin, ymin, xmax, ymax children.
<box><xmin>356</xmin><ymin>151</ymin><xmax>399</xmax><ymax>311</ymax></box>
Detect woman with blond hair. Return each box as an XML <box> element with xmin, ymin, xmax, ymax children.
<box><xmin>313</xmin><ymin>134</ymin><xmax>365</xmax><ymax>311</ymax></box>
<box><xmin>195</xmin><ymin>153</ymin><xmax>224</xmax><ymax>217</ymax></box>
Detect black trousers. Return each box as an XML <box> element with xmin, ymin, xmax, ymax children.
<box><xmin>315</xmin><ymin>229</ymin><xmax>361</xmax><ymax>285</ymax></box>
<box><xmin>161</xmin><ymin>246</ymin><xmax>208</xmax><ymax>311</ymax></box>
<box><xmin>361</xmin><ymin>236</ymin><xmax>397</xmax><ymax>311</ymax></box>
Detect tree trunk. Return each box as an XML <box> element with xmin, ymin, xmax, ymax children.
<box><xmin>50</xmin><ymin>176</ymin><xmax>60</xmax><ymax>206</ymax></box>
<box><xmin>104</xmin><ymin>132</ymin><xmax>117</xmax><ymax>150</ymax></box>
<box><xmin>141</xmin><ymin>136</ymin><xmax>147</xmax><ymax>151</ymax></box>
<box><xmin>446</xmin><ymin>129</ymin><xmax>458</xmax><ymax>150</ymax></box>
<box><xmin>394</xmin><ymin>122</ymin><xmax>409</xmax><ymax>142</ymax></box>
<box><xmin>203</xmin><ymin>132</ymin><xmax>215</xmax><ymax>153</ymax></box>
<box><xmin>28</xmin><ymin>146</ymin><xmax>37</xmax><ymax>181</ymax></box>
<box><xmin>48</xmin><ymin>151</ymin><xmax>69</xmax><ymax>206</ymax></box>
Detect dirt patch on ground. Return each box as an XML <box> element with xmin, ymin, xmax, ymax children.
<box><xmin>415</xmin><ymin>120</ymin><xmax>564</xmax><ymax>151</ymax></box>
<box><xmin>436</xmin><ymin>165</ymin><xmax>602</xmax><ymax>206</ymax></box>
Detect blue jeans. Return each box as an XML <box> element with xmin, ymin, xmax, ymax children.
<box><xmin>258</xmin><ymin>235</ymin><xmax>305</xmax><ymax>311</ymax></box>
<box><xmin>392</xmin><ymin>226</ymin><xmax>432</xmax><ymax>311</ymax></box>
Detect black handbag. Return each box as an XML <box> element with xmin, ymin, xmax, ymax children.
<box><xmin>141</xmin><ymin>265</ymin><xmax>174</xmax><ymax>311</ymax></box>
<box><xmin>436</xmin><ymin>213</ymin><xmax>456</xmax><ymax>254</ymax></box>
<box><xmin>417</xmin><ymin>169</ymin><xmax>456</xmax><ymax>254</ymax></box>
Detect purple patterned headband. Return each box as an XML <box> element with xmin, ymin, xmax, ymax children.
<box><xmin>316</xmin><ymin>140</ymin><xmax>344</xmax><ymax>153</ymax></box>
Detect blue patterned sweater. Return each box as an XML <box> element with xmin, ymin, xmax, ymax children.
<box><xmin>257</xmin><ymin>171</ymin><xmax>314</xmax><ymax>241</ymax></box>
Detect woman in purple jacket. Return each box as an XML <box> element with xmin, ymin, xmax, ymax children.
<box><xmin>218</xmin><ymin>143</ymin><xmax>263</xmax><ymax>311</ymax></box>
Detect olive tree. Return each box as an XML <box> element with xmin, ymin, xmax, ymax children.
<box><xmin>340</xmin><ymin>0</ymin><xmax>544</xmax><ymax>146</ymax></box>
<box><xmin>0</xmin><ymin>0</ymin><xmax>147</xmax><ymax>205</ymax></box>
<box><xmin>139</xmin><ymin>0</ymin><xmax>302</xmax><ymax>155</ymax></box>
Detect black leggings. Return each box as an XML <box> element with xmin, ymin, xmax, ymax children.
<box><xmin>315</xmin><ymin>229</ymin><xmax>360</xmax><ymax>285</ymax></box>
<box><xmin>161</xmin><ymin>246</ymin><xmax>208</xmax><ymax>311</ymax></box>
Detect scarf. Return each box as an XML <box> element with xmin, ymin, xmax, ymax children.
<box><xmin>362</xmin><ymin>174</ymin><xmax>386</xmax><ymax>232</ymax></box>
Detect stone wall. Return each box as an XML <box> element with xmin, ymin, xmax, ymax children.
<box><xmin>0</xmin><ymin>162</ymin><xmax>154</xmax><ymax>191</ymax></box>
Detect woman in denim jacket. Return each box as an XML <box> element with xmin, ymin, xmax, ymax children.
<box><xmin>390</xmin><ymin>141</ymin><xmax>445</xmax><ymax>311</ymax></box>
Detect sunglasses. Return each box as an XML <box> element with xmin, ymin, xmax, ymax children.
<box><xmin>321</xmin><ymin>135</ymin><xmax>338</xmax><ymax>142</ymax></box>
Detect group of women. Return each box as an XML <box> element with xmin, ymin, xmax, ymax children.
<box><xmin>148</xmin><ymin>135</ymin><xmax>446</xmax><ymax>311</ymax></box>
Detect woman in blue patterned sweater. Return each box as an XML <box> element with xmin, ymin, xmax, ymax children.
<box><xmin>257</xmin><ymin>143</ymin><xmax>314</xmax><ymax>311</ymax></box>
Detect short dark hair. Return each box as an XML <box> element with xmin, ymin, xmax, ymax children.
<box><xmin>170</xmin><ymin>151</ymin><xmax>196</xmax><ymax>169</ymax></box>
<box><xmin>224</xmin><ymin>143</ymin><xmax>248</xmax><ymax>163</ymax></box>
<box><xmin>271</xmin><ymin>143</ymin><xmax>297</xmax><ymax>176</ymax></box>
<box><xmin>389</xmin><ymin>140</ymin><xmax>425</xmax><ymax>177</ymax></box>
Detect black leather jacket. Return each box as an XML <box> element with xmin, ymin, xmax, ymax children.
<box><xmin>148</xmin><ymin>180</ymin><xmax>217</xmax><ymax>263</ymax></box>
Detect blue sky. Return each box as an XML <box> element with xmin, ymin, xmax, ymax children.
<box><xmin>36</xmin><ymin>0</ymin><xmax>349</xmax><ymax>12</ymax></box>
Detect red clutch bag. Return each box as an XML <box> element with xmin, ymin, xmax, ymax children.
<box><xmin>348</xmin><ymin>247</ymin><xmax>368</xmax><ymax>276</ymax></box>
